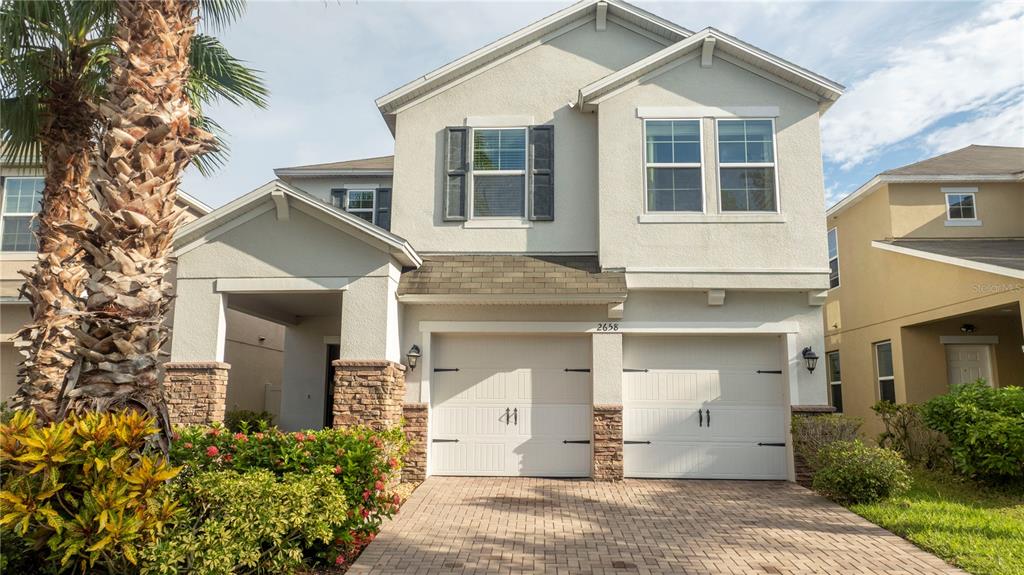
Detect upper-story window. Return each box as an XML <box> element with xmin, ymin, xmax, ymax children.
<box><xmin>472</xmin><ymin>128</ymin><xmax>527</xmax><ymax>218</ymax></box>
<box><xmin>644</xmin><ymin>120</ymin><xmax>702</xmax><ymax>212</ymax></box>
<box><xmin>330</xmin><ymin>188</ymin><xmax>392</xmax><ymax>230</ymax></box>
<box><xmin>1</xmin><ymin>177</ymin><xmax>44</xmax><ymax>252</ymax></box>
<box><xmin>944</xmin><ymin>188</ymin><xmax>979</xmax><ymax>224</ymax></box>
<box><xmin>827</xmin><ymin>227</ymin><xmax>840</xmax><ymax>289</ymax></box>
<box><xmin>717</xmin><ymin>119</ymin><xmax>778</xmax><ymax>212</ymax></box>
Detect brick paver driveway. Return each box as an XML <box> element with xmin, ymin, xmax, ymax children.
<box><xmin>350</xmin><ymin>477</ymin><xmax>964</xmax><ymax>575</ymax></box>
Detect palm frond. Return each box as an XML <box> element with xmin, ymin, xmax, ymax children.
<box><xmin>189</xmin><ymin>114</ymin><xmax>230</xmax><ymax>177</ymax></box>
<box><xmin>188</xmin><ymin>34</ymin><xmax>268</xmax><ymax>109</ymax></box>
<box><xmin>198</xmin><ymin>0</ymin><xmax>247</xmax><ymax>34</ymax></box>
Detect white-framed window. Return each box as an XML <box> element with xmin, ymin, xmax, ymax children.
<box><xmin>643</xmin><ymin>119</ymin><xmax>703</xmax><ymax>212</ymax></box>
<box><xmin>716</xmin><ymin>118</ymin><xmax>779</xmax><ymax>212</ymax></box>
<box><xmin>471</xmin><ymin>127</ymin><xmax>527</xmax><ymax>218</ymax></box>
<box><xmin>826</xmin><ymin>350</ymin><xmax>842</xmax><ymax>413</ymax></box>
<box><xmin>944</xmin><ymin>189</ymin><xmax>977</xmax><ymax>221</ymax></box>
<box><xmin>1</xmin><ymin>176</ymin><xmax>44</xmax><ymax>252</ymax></box>
<box><xmin>344</xmin><ymin>189</ymin><xmax>376</xmax><ymax>224</ymax></box>
<box><xmin>827</xmin><ymin>227</ymin><xmax>840</xmax><ymax>289</ymax></box>
<box><xmin>875</xmin><ymin>340</ymin><xmax>896</xmax><ymax>403</ymax></box>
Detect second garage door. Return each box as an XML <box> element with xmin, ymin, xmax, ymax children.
<box><xmin>623</xmin><ymin>335</ymin><xmax>788</xmax><ymax>480</ymax></box>
<box><xmin>430</xmin><ymin>334</ymin><xmax>592</xmax><ymax>477</ymax></box>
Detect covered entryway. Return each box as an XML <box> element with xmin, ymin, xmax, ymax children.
<box><xmin>430</xmin><ymin>334</ymin><xmax>592</xmax><ymax>477</ymax></box>
<box><xmin>622</xmin><ymin>335</ymin><xmax>788</xmax><ymax>479</ymax></box>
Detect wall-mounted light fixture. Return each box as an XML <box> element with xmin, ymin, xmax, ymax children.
<box><xmin>801</xmin><ymin>346</ymin><xmax>819</xmax><ymax>373</ymax></box>
<box><xmin>406</xmin><ymin>345</ymin><xmax>422</xmax><ymax>370</ymax></box>
<box><xmin>960</xmin><ymin>323</ymin><xmax>976</xmax><ymax>334</ymax></box>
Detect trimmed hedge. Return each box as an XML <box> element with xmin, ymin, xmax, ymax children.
<box><xmin>812</xmin><ymin>440</ymin><xmax>912</xmax><ymax>504</ymax></box>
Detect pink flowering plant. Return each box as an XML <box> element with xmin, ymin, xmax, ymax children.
<box><xmin>169</xmin><ymin>423</ymin><xmax>407</xmax><ymax>566</ymax></box>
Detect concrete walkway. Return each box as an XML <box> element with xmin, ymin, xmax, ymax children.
<box><xmin>350</xmin><ymin>477</ymin><xmax>964</xmax><ymax>575</ymax></box>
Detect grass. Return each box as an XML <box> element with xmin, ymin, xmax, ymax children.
<box><xmin>848</xmin><ymin>468</ymin><xmax>1024</xmax><ymax>575</ymax></box>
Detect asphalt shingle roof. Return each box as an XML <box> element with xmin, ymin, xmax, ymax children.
<box><xmin>275</xmin><ymin>155</ymin><xmax>393</xmax><ymax>173</ymax></box>
<box><xmin>881</xmin><ymin>145</ymin><xmax>1024</xmax><ymax>177</ymax></box>
<box><xmin>397</xmin><ymin>255</ymin><xmax>626</xmax><ymax>297</ymax></box>
<box><xmin>881</xmin><ymin>238</ymin><xmax>1024</xmax><ymax>273</ymax></box>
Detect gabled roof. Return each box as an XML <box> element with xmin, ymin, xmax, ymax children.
<box><xmin>174</xmin><ymin>179</ymin><xmax>421</xmax><ymax>267</ymax></box>
<box><xmin>828</xmin><ymin>145</ymin><xmax>1024</xmax><ymax>218</ymax></box>
<box><xmin>274</xmin><ymin>155</ymin><xmax>394</xmax><ymax>178</ymax></box>
<box><xmin>577</xmin><ymin>27</ymin><xmax>844</xmax><ymax>112</ymax></box>
<box><xmin>872</xmin><ymin>239</ymin><xmax>1024</xmax><ymax>280</ymax></box>
<box><xmin>375</xmin><ymin>0</ymin><xmax>692</xmax><ymax>132</ymax></box>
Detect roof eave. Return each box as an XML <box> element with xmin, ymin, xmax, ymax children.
<box><xmin>827</xmin><ymin>173</ymin><xmax>1023</xmax><ymax>218</ymax></box>
<box><xmin>274</xmin><ymin>169</ymin><xmax>394</xmax><ymax>178</ymax></box>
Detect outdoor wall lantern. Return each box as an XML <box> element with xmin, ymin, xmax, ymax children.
<box><xmin>406</xmin><ymin>345</ymin><xmax>422</xmax><ymax>370</ymax></box>
<box><xmin>801</xmin><ymin>346</ymin><xmax>819</xmax><ymax>373</ymax></box>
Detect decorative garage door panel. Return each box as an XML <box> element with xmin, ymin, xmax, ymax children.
<box><xmin>431</xmin><ymin>335</ymin><xmax>592</xmax><ymax>477</ymax></box>
<box><xmin>623</xmin><ymin>335</ymin><xmax>787</xmax><ymax>480</ymax></box>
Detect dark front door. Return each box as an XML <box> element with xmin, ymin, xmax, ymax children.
<box><xmin>324</xmin><ymin>344</ymin><xmax>340</xmax><ymax>428</ymax></box>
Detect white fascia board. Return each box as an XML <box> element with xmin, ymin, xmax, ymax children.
<box><xmin>177</xmin><ymin>190</ymin><xmax>213</xmax><ymax>214</ymax></box>
<box><xmin>871</xmin><ymin>240</ymin><xmax>1024</xmax><ymax>280</ymax></box>
<box><xmin>418</xmin><ymin>320</ymin><xmax>800</xmax><ymax>334</ymax></box>
<box><xmin>827</xmin><ymin>173</ymin><xmax>1021</xmax><ymax>218</ymax></box>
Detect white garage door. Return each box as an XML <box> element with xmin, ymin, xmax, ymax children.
<box><xmin>430</xmin><ymin>334</ymin><xmax>592</xmax><ymax>477</ymax></box>
<box><xmin>623</xmin><ymin>335</ymin><xmax>788</xmax><ymax>480</ymax></box>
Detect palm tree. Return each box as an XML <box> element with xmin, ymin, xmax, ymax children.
<box><xmin>0</xmin><ymin>0</ymin><xmax>267</xmax><ymax>421</ymax></box>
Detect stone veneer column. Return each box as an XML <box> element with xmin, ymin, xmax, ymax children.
<box><xmin>402</xmin><ymin>403</ymin><xmax>428</xmax><ymax>482</ymax></box>
<box><xmin>593</xmin><ymin>404</ymin><xmax>624</xmax><ymax>481</ymax></box>
<box><xmin>332</xmin><ymin>360</ymin><xmax>406</xmax><ymax>430</ymax></box>
<box><xmin>791</xmin><ymin>405</ymin><xmax>837</xmax><ymax>487</ymax></box>
<box><xmin>163</xmin><ymin>362</ymin><xmax>230</xmax><ymax>426</ymax></box>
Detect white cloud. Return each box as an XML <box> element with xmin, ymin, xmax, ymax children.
<box><xmin>923</xmin><ymin>93</ymin><xmax>1024</xmax><ymax>155</ymax></box>
<box><xmin>820</xmin><ymin>2</ymin><xmax>1024</xmax><ymax>169</ymax></box>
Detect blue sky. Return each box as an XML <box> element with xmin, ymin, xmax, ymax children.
<box><xmin>181</xmin><ymin>0</ymin><xmax>1024</xmax><ymax>209</ymax></box>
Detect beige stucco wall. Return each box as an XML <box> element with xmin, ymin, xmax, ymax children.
<box><xmin>223</xmin><ymin>308</ymin><xmax>285</xmax><ymax>415</ymax></box>
<box><xmin>596</xmin><ymin>57</ymin><xmax>828</xmax><ymax>272</ymax></box>
<box><xmin>390</xmin><ymin>19</ymin><xmax>665</xmax><ymax>254</ymax></box>
<box><xmin>889</xmin><ymin>181</ymin><xmax>1023</xmax><ymax>239</ymax></box>
<box><xmin>824</xmin><ymin>183</ymin><xmax>1024</xmax><ymax>437</ymax></box>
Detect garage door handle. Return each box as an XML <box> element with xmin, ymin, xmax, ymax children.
<box><xmin>705</xmin><ymin>408</ymin><xmax>710</xmax><ymax>428</ymax></box>
<box><xmin>758</xmin><ymin>442</ymin><xmax>786</xmax><ymax>447</ymax></box>
<box><xmin>624</xmin><ymin>440</ymin><xmax>651</xmax><ymax>445</ymax></box>
<box><xmin>513</xmin><ymin>407</ymin><xmax>518</xmax><ymax>425</ymax></box>
<box><xmin>698</xmin><ymin>409</ymin><xmax>703</xmax><ymax>427</ymax></box>
<box><xmin>563</xmin><ymin>440</ymin><xmax>591</xmax><ymax>444</ymax></box>
<box><xmin>504</xmin><ymin>408</ymin><xmax>510</xmax><ymax>426</ymax></box>
<box><xmin>432</xmin><ymin>439</ymin><xmax>459</xmax><ymax>443</ymax></box>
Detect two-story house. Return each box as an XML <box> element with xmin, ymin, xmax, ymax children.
<box><xmin>824</xmin><ymin>145</ymin><xmax>1023</xmax><ymax>437</ymax></box>
<box><xmin>166</xmin><ymin>0</ymin><xmax>843</xmax><ymax>481</ymax></box>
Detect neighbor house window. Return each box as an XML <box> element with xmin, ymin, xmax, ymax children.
<box><xmin>826</xmin><ymin>351</ymin><xmax>842</xmax><ymax>412</ymax></box>
<box><xmin>472</xmin><ymin>128</ymin><xmax>527</xmax><ymax>217</ymax></box>
<box><xmin>343</xmin><ymin>189</ymin><xmax>375</xmax><ymax>224</ymax></box>
<box><xmin>644</xmin><ymin>119</ymin><xmax>702</xmax><ymax>212</ymax></box>
<box><xmin>1</xmin><ymin>177</ymin><xmax>43</xmax><ymax>252</ymax></box>
<box><xmin>827</xmin><ymin>227</ymin><xmax>840</xmax><ymax>289</ymax></box>
<box><xmin>717</xmin><ymin>119</ymin><xmax>778</xmax><ymax>212</ymax></box>
<box><xmin>945</xmin><ymin>190</ymin><xmax>977</xmax><ymax>221</ymax></box>
<box><xmin>875</xmin><ymin>341</ymin><xmax>896</xmax><ymax>403</ymax></box>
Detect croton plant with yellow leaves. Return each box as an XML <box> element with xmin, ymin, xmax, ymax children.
<box><xmin>0</xmin><ymin>410</ymin><xmax>181</xmax><ymax>574</ymax></box>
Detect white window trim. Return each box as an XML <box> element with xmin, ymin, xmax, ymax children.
<box><xmin>642</xmin><ymin>118</ymin><xmax>706</xmax><ymax>215</ymax></box>
<box><xmin>344</xmin><ymin>189</ymin><xmax>376</xmax><ymax>224</ymax></box>
<box><xmin>874</xmin><ymin>340</ymin><xmax>895</xmax><ymax>402</ymax></box>
<box><xmin>467</xmin><ymin>126</ymin><xmax>529</xmax><ymax>222</ymax></box>
<box><xmin>827</xmin><ymin>227</ymin><xmax>840</xmax><ymax>290</ymax></box>
<box><xmin>1</xmin><ymin>176</ymin><xmax>44</xmax><ymax>254</ymax></box>
<box><xmin>826</xmin><ymin>350</ymin><xmax>842</xmax><ymax>410</ymax></box>
<box><xmin>715</xmin><ymin>117</ymin><xmax>781</xmax><ymax>214</ymax></box>
<box><xmin>942</xmin><ymin>187</ymin><xmax>981</xmax><ymax>226</ymax></box>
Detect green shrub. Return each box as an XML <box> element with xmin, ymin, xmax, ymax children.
<box><xmin>872</xmin><ymin>401</ymin><xmax>948</xmax><ymax>468</ymax></box>
<box><xmin>141</xmin><ymin>468</ymin><xmax>347</xmax><ymax>575</ymax></box>
<box><xmin>0</xmin><ymin>410</ymin><xmax>181</xmax><ymax>574</ymax></box>
<box><xmin>223</xmin><ymin>409</ymin><xmax>274</xmax><ymax>433</ymax></box>
<box><xmin>170</xmin><ymin>425</ymin><xmax>406</xmax><ymax>565</ymax></box>
<box><xmin>791</xmin><ymin>413</ymin><xmax>862</xmax><ymax>471</ymax></box>
<box><xmin>921</xmin><ymin>382</ymin><xmax>1024</xmax><ymax>480</ymax></box>
<box><xmin>812</xmin><ymin>440</ymin><xmax>912</xmax><ymax>504</ymax></box>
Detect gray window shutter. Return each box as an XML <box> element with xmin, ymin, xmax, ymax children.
<box><xmin>331</xmin><ymin>188</ymin><xmax>347</xmax><ymax>210</ymax></box>
<box><xmin>375</xmin><ymin>188</ymin><xmax>392</xmax><ymax>231</ymax></box>
<box><xmin>529</xmin><ymin>125</ymin><xmax>554</xmax><ymax>221</ymax></box>
<box><xmin>444</xmin><ymin>127</ymin><xmax>468</xmax><ymax>221</ymax></box>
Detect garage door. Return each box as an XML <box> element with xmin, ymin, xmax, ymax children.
<box><xmin>623</xmin><ymin>335</ymin><xmax>788</xmax><ymax>479</ymax></box>
<box><xmin>430</xmin><ymin>334</ymin><xmax>592</xmax><ymax>477</ymax></box>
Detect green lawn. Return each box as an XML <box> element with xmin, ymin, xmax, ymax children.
<box><xmin>849</xmin><ymin>468</ymin><xmax>1024</xmax><ymax>575</ymax></box>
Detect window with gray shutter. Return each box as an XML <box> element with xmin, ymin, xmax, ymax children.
<box><xmin>375</xmin><ymin>188</ymin><xmax>391</xmax><ymax>231</ymax></box>
<box><xmin>444</xmin><ymin>127</ymin><xmax>468</xmax><ymax>221</ymax></box>
<box><xmin>529</xmin><ymin>125</ymin><xmax>554</xmax><ymax>221</ymax></box>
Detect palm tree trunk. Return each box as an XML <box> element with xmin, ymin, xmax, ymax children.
<box><xmin>9</xmin><ymin>90</ymin><xmax>97</xmax><ymax>422</ymax></box>
<box><xmin>60</xmin><ymin>0</ymin><xmax>214</xmax><ymax>444</ymax></box>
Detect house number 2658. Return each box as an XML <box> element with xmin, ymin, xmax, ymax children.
<box><xmin>597</xmin><ymin>323</ymin><xmax>619</xmax><ymax>332</ymax></box>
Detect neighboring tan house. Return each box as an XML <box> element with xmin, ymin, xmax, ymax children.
<box><xmin>0</xmin><ymin>161</ymin><xmax>286</xmax><ymax>416</ymax></box>
<box><xmin>167</xmin><ymin>0</ymin><xmax>844</xmax><ymax>482</ymax></box>
<box><xmin>824</xmin><ymin>145</ymin><xmax>1024</xmax><ymax>436</ymax></box>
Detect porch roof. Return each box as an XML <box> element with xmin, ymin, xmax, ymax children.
<box><xmin>873</xmin><ymin>238</ymin><xmax>1024</xmax><ymax>280</ymax></box>
<box><xmin>397</xmin><ymin>254</ymin><xmax>627</xmax><ymax>304</ymax></box>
